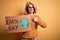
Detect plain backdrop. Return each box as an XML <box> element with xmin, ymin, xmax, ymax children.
<box><xmin>0</xmin><ymin>0</ymin><xmax>60</xmax><ymax>40</ymax></box>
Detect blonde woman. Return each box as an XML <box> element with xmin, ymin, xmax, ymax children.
<box><xmin>17</xmin><ymin>2</ymin><xmax>47</xmax><ymax>40</ymax></box>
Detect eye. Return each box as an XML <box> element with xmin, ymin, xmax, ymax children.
<box><xmin>28</xmin><ymin>7</ymin><xmax>33</xmax><ymax>8</ymax></box>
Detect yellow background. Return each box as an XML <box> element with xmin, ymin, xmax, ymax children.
<box><xmin>0</xmin><ymin>0</ymin><xmax>60</xmax><ymax>40</ymax></box>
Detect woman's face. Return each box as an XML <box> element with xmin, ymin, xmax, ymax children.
<box><xmin>28</xmin><ymin>4</ymin><xmax>34</xmax><ymax>14</ymax></box>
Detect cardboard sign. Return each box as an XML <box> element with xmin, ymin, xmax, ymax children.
<box><xmin>5</xmin><ymin>15</ymin><xmax>32</xmax><ymax>33</ymax></box>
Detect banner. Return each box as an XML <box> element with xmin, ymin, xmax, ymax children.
<box><xmin>5</xmin><ymin>15</ymin><xmax>32</xmax><ymax>33</ymax></box>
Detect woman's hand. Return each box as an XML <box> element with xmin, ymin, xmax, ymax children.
<box><xmin>34</xmin><ymin>15</ymin><xmax>47</xmax><ymax>28</ymax></box>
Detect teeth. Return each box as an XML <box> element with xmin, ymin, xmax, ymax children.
<box><xmin>34</xmin><ymin>17</ymin><xmax>38</xmax><ymax>22</ymax></box>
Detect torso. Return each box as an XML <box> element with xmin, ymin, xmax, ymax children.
<box><xmin>22</xmin><ymin>14</ymin><xmax>38</xmax><ymax>38</ymax></box>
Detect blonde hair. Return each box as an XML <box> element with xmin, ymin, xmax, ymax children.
<box><xmin>25</xmin><ymin>2</ymin><xmax>37</xmax><ymax>14</ymax></box>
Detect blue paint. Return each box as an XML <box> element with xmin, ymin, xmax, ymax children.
<box><xmin>19</xmin><ymin>18</ymin><xmax>30</xmax><ymax>28</ymax></box>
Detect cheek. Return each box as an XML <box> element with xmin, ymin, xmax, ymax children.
<box><xmin>32</xmin><ymin>8</ymin><xmax>34</xmax><ymax>11</ymax></box>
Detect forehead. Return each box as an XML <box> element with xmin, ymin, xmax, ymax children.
<box><xmin>28</xmin><ymin>4</ymin><xmax>33</xmax><ymax>7</ymax></box>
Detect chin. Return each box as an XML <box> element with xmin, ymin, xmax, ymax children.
<box><xmin>29</xmin><ymin>12</ymin><xmax>33</xmax><ymax>13</ymax></box>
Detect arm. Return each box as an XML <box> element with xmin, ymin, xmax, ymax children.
<box><xmin>34</xmin><ymin>15</ymin><xmax>47</xmax><ymax>28</ymax></box>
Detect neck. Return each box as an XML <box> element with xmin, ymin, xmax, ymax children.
<box><xmin>29</xmin><ymin>12</ymin><xmax>33</xmax><ymax>14</ymax></box>
<box><xmin>26</xmin><ymin>12</ymin><xmax>34</xmax><ymax>15</ymax></box>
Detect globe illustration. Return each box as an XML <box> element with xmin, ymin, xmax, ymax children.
<box><xmin>19</xmin><ymin>18</ymin><xmax>30</xmax><ymax>28</ymax></box>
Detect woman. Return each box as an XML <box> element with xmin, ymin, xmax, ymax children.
<box><xmin>17</xmin><ymin>2</ymin><xmax>47</xmax><ymax>40</ymax></box>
